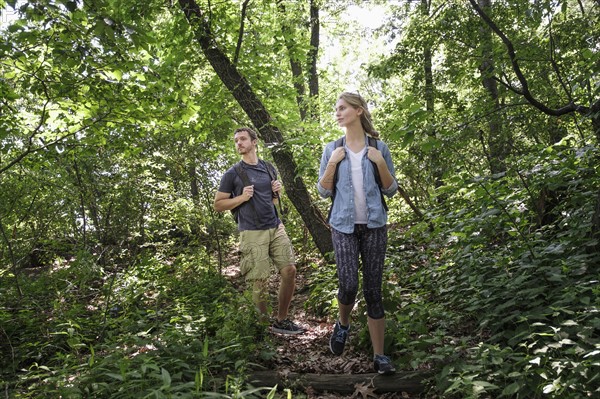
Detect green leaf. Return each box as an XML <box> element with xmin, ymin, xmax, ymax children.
<box><xmin>502</xmin><ymin>382</ymin><xmax>521</xmax><ymax>396</ymax></box>
<box><xmin>203</xmin><ymin>336</ymin><xmax>209</xmax><ymax>358</ymax></box>
<box><xmin>106</xmin><ymin>373</ymin><xmax>124</xmax><ymax>381</ymax></box>
<box><xmin>562</xmin><ymin>320</ymin><xmax>578</xmax><ymax>326</ymax></box>
<box><xmin>161</xmin><ymin>367</ymin><xmax>171</xmax><ymax>387</ymax></box>
<box><xmin>473</xmin><ymin>380</ymin><xmax>499</xmax><ymax>389</ymax></box>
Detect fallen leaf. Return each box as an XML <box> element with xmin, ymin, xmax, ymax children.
<box><xmin>353</xmin><ymin>381</ymin><xmax>378</xmax><ymax>399</ymax></box>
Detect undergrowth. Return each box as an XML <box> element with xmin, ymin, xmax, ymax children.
<box><xmin>375</xmin><ymin>144</ymin><xmax>599</xmax><ymax>398</ymax></box>
<box><xmin>0</xmin><ymin>251</ymin><xmax>278</xmax><ymax>398</ymax></box>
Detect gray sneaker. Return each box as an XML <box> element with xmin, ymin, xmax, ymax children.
<box><xmin>329</xmin><ymin>321</ymin><xmax>349</xmax><ymax>355</ymax></box>
<box><xmin>271</xmin><ymin>319</ymin><xmax>304</xmax><ymax>335</ymax></box>
<box><xmin>374</xmin><ymin>354</ymin><xmax>396</xmax><ymax>375</ymax></box>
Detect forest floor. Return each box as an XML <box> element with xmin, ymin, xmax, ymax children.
<box><xmin>222</xmin><ymin>259</ymin><xmax>421</xmax><ymax>399</ymax></box>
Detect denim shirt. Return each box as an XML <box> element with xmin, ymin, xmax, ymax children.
<box><xmin>317</xmin><ymin>136</ymin><xmax>398</xmax><ymax>234</ymax></box>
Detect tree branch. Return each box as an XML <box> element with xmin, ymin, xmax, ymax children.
<box><xmin>178</xmin><ymin>0</ymin><xmax>272</xmax><ymax>131</ymax></box>
<box><xmin>233</xmin><ymin>0</ymin><xmax>250</xmax><ymax>65</ymax></box>
<box><xmin>0</xmin><ymin>112</ymin><xmax>111</xmax><ymax>175</ymax></box>
<box><xmin>468</xmin><ymin>0</ymin><xmax>588</xmax><ymax>117</ymax></box>
<box><xmin>548</xmin><ymin>18</ymin><xmax>573</xmax><ymax>102</ymax></box>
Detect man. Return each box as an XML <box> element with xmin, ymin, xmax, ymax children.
<box><xmin>213</xmin><ymin>127</ymin><xmax>304</xmax><ymax>335</ymax></box>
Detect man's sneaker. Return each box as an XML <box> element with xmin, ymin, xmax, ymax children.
<box><xmin>271</xmin><ymin>319</ymin><xmax>304</xmax><ymax>335</ymax></box>
<box><xmin>374</xmin><ymin>354</ymin><xmax>396</xmax><ymax>375</ymax></box>
<box><xmin>329</xmin><ymin>321</ymin><xmax>349</xmax><ymax>355</ymax></box>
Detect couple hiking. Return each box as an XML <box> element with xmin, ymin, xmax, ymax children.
<box><xmin>213</xmin><ymin>92</ymin><xmax>398</xmax><ymax>376</ymax></box>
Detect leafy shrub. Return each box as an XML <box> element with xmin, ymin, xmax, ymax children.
<box><xmin>383</xmin><ymin>144</ymin><xmax>600</xmax><ymax>398</ymax></box>
<box><xmin>1</xmin><ymin>249</ymin><xmax>276</xmax><ymax>398</ymax></box>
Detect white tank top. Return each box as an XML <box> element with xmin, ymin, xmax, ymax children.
<box><xmin>348</xmin><ymin>147</ymin><xmax>367</xmax><ymax>224</ymax></box>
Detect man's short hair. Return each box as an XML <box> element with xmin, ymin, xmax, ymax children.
<box><xmin>234</xmin><ymin>127</ymin><xmax>258</xmax><ymax>141</ymax></box>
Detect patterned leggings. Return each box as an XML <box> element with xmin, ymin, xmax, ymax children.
<box><xmin>331</xmin><ymin>225</ymin><xmax>387</xmax><ymax>319</ymax></box>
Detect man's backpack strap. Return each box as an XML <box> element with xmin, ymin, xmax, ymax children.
<box><xmin>234</xmin><ymin>161</ymin><xmax>250</xmax><ymax>186</ymax></box>
<box><xmin>260</xmin><ymin>160</ymin><xmax>277</xmax><ymax>191</ymax></box>
<box><xmin>259</xmin><ymin>160</ymin><xmax>285</xmax><ymax>220</ymax></box>
<box><xmin>231</xmin><ymin>161</ymin><xmax>259</xmax><ymax>225</ymax></box>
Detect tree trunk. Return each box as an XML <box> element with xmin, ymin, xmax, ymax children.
<box><xmin>307</xmin><ymin>0</ymin><xmax>320</xmax><ymax>119</ymax></box>
<box><xmin>177</xmin><ymin>0</ymin><xmax>333</xmax><ymax>255</ymax></box>
<box><xmin>276</xmin><ymin>0</ymin><xmax>308</xmax><ymax>121</ymax></box>
<box><xmin>421</xmin><ymin>0</ymin><xmax>443</xmax><ymax>196</ymax></box>
<box><xmin>591</xmin><ymin>107</ymin><xmax>600</xmax><ymax>252</ymax></box>
<box><xmin>276</xmin><ymin>0</ymin><xmax>320</xmax><ymax>122</ymax></box>
<box><xmin>478</xmin><ymin>0</ymin><xmax>509</xmax><ymax>175</ymax></box>
<box><xmin>0</xmin><ymin>217</ymin><xmax>23</xmax><ymax>297</ymax></box>
<box><xmin>248</xmin><ymin>370</ymin><xmax>427</xmax><ymax>394</ymax></box>
<box><xmin>189</xmin><ymin>163</ymin><xmax>199</xmax><ymax>205</ymax></box>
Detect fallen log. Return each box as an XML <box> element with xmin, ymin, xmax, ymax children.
<box><xmin>248</xmin><ymin>370</ymin><xmax>429</xmax><ymax>394</ymax></box>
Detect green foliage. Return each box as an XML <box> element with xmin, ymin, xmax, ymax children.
<box><xmin>2</xmin><ymin>0</ymin><xmax>599</xmax><ymax>397</ymax></box>
<box><xmin>384</xmin><ymin>142</ymin><xmax>600</xmax><ymax>398</ymax></box>
<box><xmin>304</xmin><ymin>259</ymin><xmax>338</xmax><ymax>318</ymax></box>
<box><xmin>0</xmin><ymin>250</ymin><xmax>277</xmax><ymax>398</ymax></box>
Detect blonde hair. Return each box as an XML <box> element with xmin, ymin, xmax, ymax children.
<box><xmin>338</xmin><ymin>92</ymin><xmax>379</xmax><ymax>138</ymax></box>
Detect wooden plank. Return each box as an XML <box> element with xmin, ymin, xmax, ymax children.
<box><xmin>248</xmin><ymin>371</ymin><xmax>428</xmax><ymax>394</ymax></box>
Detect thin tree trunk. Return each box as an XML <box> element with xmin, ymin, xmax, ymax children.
<box><xmin>0</xmin><ymin>218</ymin><xmax>22</xmax><ymax>297</ymax></box>
<box><xmin>307</xmin><ymin>0</ymin><xmax>320</xmax><ymax>119</ymax></box>
<box><xmin>591</xmin><ymin>106</ymin><xmax>600</xmax><ymax>251</ymax></box>
<box><xmin>421</xmin><ymin>0</ymin><xmax>443</xmax><ymax>196</ymax></box>
<box><xmin>478</xmin><ymin>0</ymin><xmax>509</xmax><ymax>174</ymax></box>
<box><xmin>276</xmin><ymin>0</ymin><xmax>307</xmax><ymax>120</ymax></box>
<box><xmin>276</xmin><ymin>0</ymin><xmax>320</xmax><ymax>122</ymax></box>
<box><xmin>189</xmin><ymin>163</ymin><xmax>199</xmax><ymax>205</ymax></box>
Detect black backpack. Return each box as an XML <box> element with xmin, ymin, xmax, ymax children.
<box><xmin>231</xmin><ymin>160</ymin><xmax>283</xmax><ymax>224</ymax></box>
<box><xmin>328</xmin><ymin>136</ymin><xmax>388</xmax><ymax>221</ymax></box>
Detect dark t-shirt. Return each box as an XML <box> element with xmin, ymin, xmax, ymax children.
<box><xmin>218</xmin><ymin>160</ymin><xmax>280</xmax><ymax>231</ymax></box>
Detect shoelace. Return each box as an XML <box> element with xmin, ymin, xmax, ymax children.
<box><xmin>376</xmin><ymin>355</ymin><xmax>391</xmax><ymax>365</ymax></box>
<box><xmin>335</xmin><ymin>329</ymin><xmax>348</xmax><ymax>343</ymax></box>
<box><xmin>283</xmin><ymin>320</ymin><xmax>295</xmax><ymax>329</ymax></box>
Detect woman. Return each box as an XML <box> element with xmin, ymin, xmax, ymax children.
<box><xmin>317</xmin><ymin>92</ymin><xmax>398</xmax><ymax>375</ymax></box>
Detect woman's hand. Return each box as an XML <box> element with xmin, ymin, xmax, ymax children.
<box><xmin>329</xmin><ymin>146</ymin><xmax>346</xmax><ymax>165</ymax></box>
<box><xmin>367</xmin><ymin>146</ymin><xmax>385</xmax><ymax>166</ymax></box>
